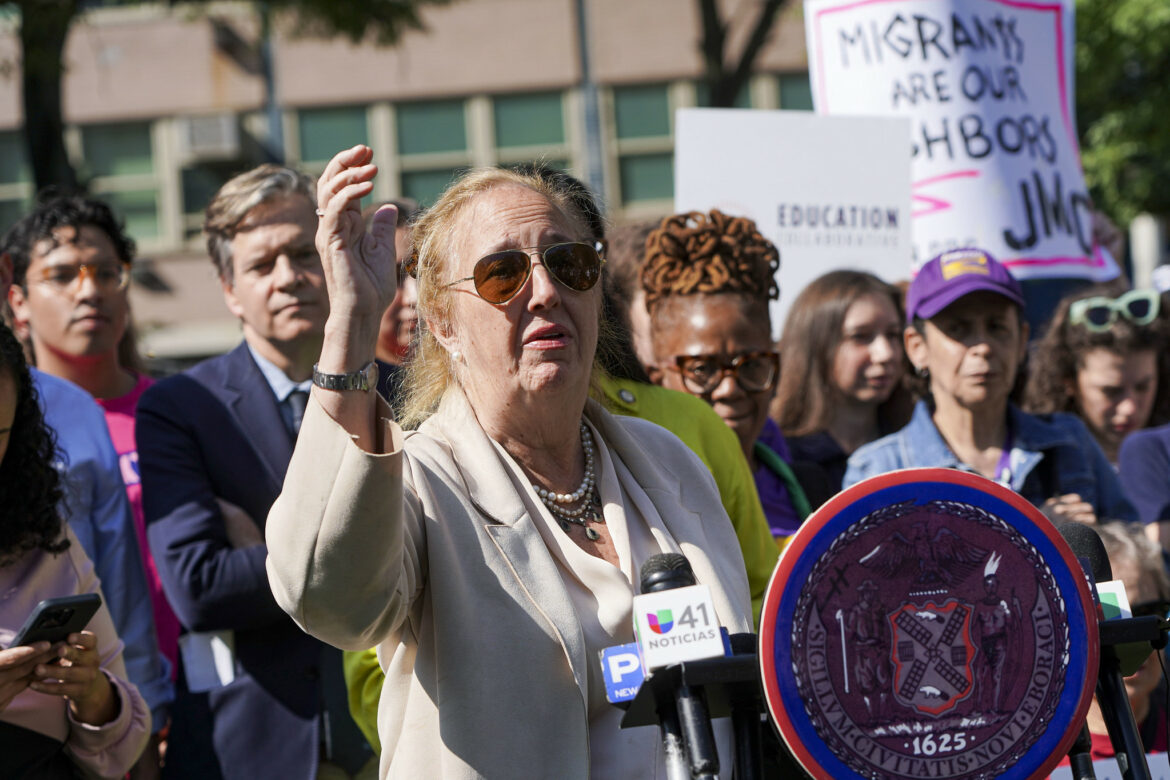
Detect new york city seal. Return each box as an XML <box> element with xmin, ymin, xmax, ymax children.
<box><xmin>760</xmin><ymin>469</ymin><xmax>1098</xmax><ymax>780</ymax></box>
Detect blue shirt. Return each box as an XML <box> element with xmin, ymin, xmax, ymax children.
<box><xmin>33</xmin><ymin>368</ymin><xmax>173</xmax><ymax>730</ymax></box>
<box><xmin>247</xmin><ymin>343</ymin><xmax>312</xmax><ymax>435</ymax></box>
<box><xmin>844</xmin><ymin>400</ymin><xmax>1136</xmax><ymax>522</ymax></box>
<box><xmin>1118</xmin><ymin>424</ymin><xmax>1170</xmax><ymax>525</ymax></box>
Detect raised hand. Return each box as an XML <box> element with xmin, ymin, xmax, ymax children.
<box><xmin>0</xmin><ymin>642</ymin><xmax>56</xmax><ymax>711</ymax></box>
<box><xmin>29</xmin><ymin>631</ymin><xmax>118</xmax><ymax>726</ymax></box>
<box><xmin>315</xmin><ymin>145</ymin><xmax>399</xmax><ymax>327</ymax></box>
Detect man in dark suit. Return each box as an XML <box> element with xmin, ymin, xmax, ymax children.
<box><xmin>137</xmin><ymin>164</ymin><xmax>372</xmax><ymax>778</ymax></box>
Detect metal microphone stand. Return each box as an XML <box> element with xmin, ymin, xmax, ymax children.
<box><xmin>1083</xmin><ymin>615</ymin><xmax>1170</xmax><ymax>780</ymax></box>
<box><xmin>621</xmin><ymin>634</ymin><xmax>764</xmax><ymax>780</ymax></box>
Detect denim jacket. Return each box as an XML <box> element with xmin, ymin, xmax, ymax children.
<box><xmin>844</xmin><ymin>400</ymin><xmax>1136</xmax><ymax>522</ymax></box>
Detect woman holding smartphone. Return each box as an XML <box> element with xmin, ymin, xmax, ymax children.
<box><xmin>0</xmin><ymin>322</ymin><xmax>150</xmax><ymax>777</ymax></box>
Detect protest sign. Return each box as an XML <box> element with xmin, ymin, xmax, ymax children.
<box><xmin>804</xmin><ymin>0</ymin><xmax>1118</xmax><ymax>280</ymax></box>
<box><xmin>674</xmin><ymin>108</ymin><xmax>911</xmax><ymax>332</ymax></box>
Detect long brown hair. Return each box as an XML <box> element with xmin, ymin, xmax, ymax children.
<box><xmin>1024</xmin><ymin>282</ymin><xmax>1170</xmax><ymax>426</ymax></box>
<box><xmin>774</xmin><ymin>270</ymin><xmax>911</xmax><ymax>437</ymax></box>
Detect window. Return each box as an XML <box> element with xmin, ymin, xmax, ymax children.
<box><xmin>494</xmin><ymin>92</ymin><xmax>565</xmax><ymax>149</ymax></box>
<box><xmin>490</xmin><ymin>91</ymin><xmax>572</xmax><ymax>179</ymax></box>
<box><xmin>619</xmin><ymin>153</ymin><xmax>673</xmax><ymax>204</ymax></box>
<box><xmin>81</xmin><ymin>121</ymin><xmax>161</xmax><ymax>242</ymax></box>
<box><xmin>396</xmin><ymin>100</ymin><xmax>467</xmax><ymax>156</ymax></box>
<box><xmin>0</xmin><ymin>130</ymin><xmax>31</xmax><ymax>234</ymax></box>
<box><xmin>299</xmin><ymin>106</ymin><xmax>368</xmax><ymax>164</ymax></box>
<box><xmin>695</xmin><ymin>81</ymin><xmax>752</xmax><ymax>109</ymax></box>
<box><xmin>778</xmin><ymin>72</ymin><xmax>814</xmax><ymax>111</ymax></box>
<box><xmin>180</xmin><ymin>161</ymin><xmax>239</xmax><ymax>241</ymax></box>
<box><xmin>82</xmin><ymin>122</ymin><xmax>154</xmax><ymax>177</ymax></box>
<box><xmin>401</xmin><ymin>168</ymin><xmax>466</xmax><ymax>208</ymax></box>
<box><xmin>393</xmin><ymin>100</ymin><xmax>471</xmax><ymax>207</ymax></box>
<box><xmin>610</xmin><ymin>84</ymin><xmax>675</xmax><ymax>208</ymax></box>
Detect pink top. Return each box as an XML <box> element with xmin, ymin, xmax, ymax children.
<box><xmin>97</xmin><ymin>374</ymin><xmax>180</xmax><ymax>678</ymax></box>
<box><xmin>0</xmin><ymin>527</ymin><xmax>152</xmax><ymax>775</ymax></box>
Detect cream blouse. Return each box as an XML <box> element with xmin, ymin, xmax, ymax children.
<box><xmin>493</xmin><ymin>419</ymin><xmax>733</xmax><ymax>779</ymax></box>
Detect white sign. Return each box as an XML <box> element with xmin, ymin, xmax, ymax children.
<box><xmin>632</xmin><ymin>583</ymin><xmax>725</xmax><ymax>671</ymax></box>
<box><xmin>804</xmin><ymin>0</ymin><xmax>1119</xmax><ymax>281</ymax></box>
<box><xmin>674</xmin><ymin>108</ymin><xmax>912</xmax><ymax>331</ymax></box>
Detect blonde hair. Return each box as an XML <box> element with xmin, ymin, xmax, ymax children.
<box><xmin>1095</xmin><ymin>522</ymin><xmax>1170</xmax><ymax>601</ymax></box>
<box><xmin>398</xmin><ymin>167</ymin><xmax>595</xmax><ymax>428</ymax></box>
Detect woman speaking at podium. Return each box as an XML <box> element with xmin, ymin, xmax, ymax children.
<box><xmin>264</xmin><ymin>146</ymin><xmax>752</xmax><ymax>779</ymax></box>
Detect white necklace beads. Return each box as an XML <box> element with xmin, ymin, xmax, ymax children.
<box><xmin>533</xmin><ymin>422</ymin><xmax>605</xmax><ymax>540</ymax></box>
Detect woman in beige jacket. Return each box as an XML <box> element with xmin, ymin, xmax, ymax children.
<box><xmin>265</xmin><ymin>146</ymin><xmax>754</xmax><ymax>779</ymax></box>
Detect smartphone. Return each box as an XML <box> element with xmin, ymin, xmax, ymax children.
<box><xmin>7</xmin><ymin>593</ymin><xmax>102</xmax><ymax>648</ymax></box>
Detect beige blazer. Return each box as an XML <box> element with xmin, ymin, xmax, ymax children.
<box><xmin>266</xmin><ymin>389</ymin><xmax>753</xmax><ymax>779</ymax></box>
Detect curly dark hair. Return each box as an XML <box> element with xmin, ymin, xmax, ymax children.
<box><xmin>640</xmin><ymin>210</ymin><xmax>780</xmax><ymax>315</ymax></box>
<box><xmin>0</xmin><ymin>324</ymin><xmax>67</xmax><ymax>567</ymax></box>
<box><xmin>1024</xmin><ymin>282</ymin><xmax>1170</xmax><ymax>426</ymax></box>
<box><xmin>1</xmin><ymin>194</ymin><xmax>135</xmax><ymax>287</ymax></box>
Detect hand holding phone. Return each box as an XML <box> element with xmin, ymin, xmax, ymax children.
<box><xmin>0</xmin><ymin>642</ymin><xmax>55</xmax><ymax>712</ymax></box>
<box><xmin>29</xmin><ymin>630</ymin><xmax>118</xmax><ymax>726</ymax></box>
<box><xmin>7</xmin><ymin>594</ymin><xmax>101</xmax><ymax>649</ymax></box>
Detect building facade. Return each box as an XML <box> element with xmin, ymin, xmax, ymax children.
<box><xmin>0</xmin><ymin>0</ymin><xmax>813</xmax><ymax>360</ymax></box>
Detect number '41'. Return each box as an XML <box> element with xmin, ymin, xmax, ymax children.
<box><xmin>675</xmin><ymin>604</ymin><xmax>710</xmax><ymax>629</ymax></box>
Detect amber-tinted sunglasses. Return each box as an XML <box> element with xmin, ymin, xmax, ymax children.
<box><xmin>443</xmin><ymin>241</ymin><xmax>604</xmax><ymax>304</ymax></box>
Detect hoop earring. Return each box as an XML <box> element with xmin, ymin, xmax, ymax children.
<box><xmin>916</xmin><ymin>366</ymin><xmax>929</xmax><ymax>379</ymax></box>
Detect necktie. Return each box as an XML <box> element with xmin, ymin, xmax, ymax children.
<box><xmin>287</xmin><ymin>390</ymin><xmax>309</xmax><ymax>437</ymax></box>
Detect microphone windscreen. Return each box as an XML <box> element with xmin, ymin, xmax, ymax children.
<box><xmin>640</xmin><ymin>552</ymin><xmax>696</xmax><ymax>593</ymax></box>
<box><xmin>1054</xmin><ymin>520</ymin><xmax>1113</xmax><ymax>582</ymax></box>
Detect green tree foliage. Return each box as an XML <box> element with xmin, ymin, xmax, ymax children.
<box><xmin>1076</xmin><ymin>0</ymin><xmax>1170</xmax><ymax>222</ymax></box>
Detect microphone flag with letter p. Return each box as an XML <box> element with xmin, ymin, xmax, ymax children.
<box><xmin>759</xmin><ymin>468</ymin><xmax>1098</xmax><ymax>780</ymax></box>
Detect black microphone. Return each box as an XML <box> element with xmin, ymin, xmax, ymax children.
<box><xmin>640</xmin><ymin>553</ymin><xmax>720</xmax><ymax>780</ymax></box>
<box><xmin>1056</xmin><ymin>521</ymin><xmax>1152</xmax><ymax>780</ymax></box>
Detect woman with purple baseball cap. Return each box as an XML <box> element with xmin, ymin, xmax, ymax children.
<box><xmin>844</xmin><ymin>248</ymin><xmax>1135</xmax><ymax>524</ymax></box>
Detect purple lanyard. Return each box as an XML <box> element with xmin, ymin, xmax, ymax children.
<box><xmin>994</xmin><ymin>425</ymin><xmax>1014</xmax><ymax>485</ymax></box>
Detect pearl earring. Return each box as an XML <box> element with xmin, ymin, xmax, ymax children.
<box><xmin>452</xmin><ymin>350</ymin><xmax>463</xmax><ymax>363</ymax></box>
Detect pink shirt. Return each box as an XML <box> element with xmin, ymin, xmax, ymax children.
<box><xmin>97</xmin><ymin>374</ymin><xmax>180</xmax><ymax>678</ymax></box>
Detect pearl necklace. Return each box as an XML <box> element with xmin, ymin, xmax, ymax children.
<box><xmin>533</xmin><ymin>422</ymin><xmax>605</xmax><ymax>540</ymax></box>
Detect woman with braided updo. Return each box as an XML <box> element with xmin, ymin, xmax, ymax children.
<box><xmin>642</xmin><ymin>210</ymin><xmax>832</xmax><ymax>545</ymax></box>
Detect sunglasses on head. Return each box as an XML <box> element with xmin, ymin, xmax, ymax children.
<box><xmin>1068</xmin><ymin>289</ymin><xmax>1160</xmax><ymax>332</ymax></box>
<box><xmin>444</xmin><ymin>241</ymin><xmax>604</xmax><ymax>304</ymax></box>
<box><xmin>669</xmin><ymin>350</ymin><xmax>781</xmax><ymax>396</ymax></box>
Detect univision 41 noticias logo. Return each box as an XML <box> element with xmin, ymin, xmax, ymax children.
<box><xmin>647</xmin><ymin>609</ymin><xmax>674</xmax><ymax>634</ymax></box>
<box><xmin>633</xmin><ymin>585</ymin><xmax>725</xmax><ymax>670</ymax></box>
<box><xmin>644</xmin><ymin>604</ymin><xmax>717</xmax><ymax>647</ymax></box>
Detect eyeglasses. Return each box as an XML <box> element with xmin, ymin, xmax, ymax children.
<box><xmin>1069</xmin><ymin>289</ymin><xmax>1160</xmax><ymax>332</ymax></box>
<box><xmin>32</xmin><ymin>261</ymin><xmax>131</xmax><ymax>293</ymax></box>
<box><xmin>444</xmin><ymin>241</ymin><xmax>604</xmax><ymax>304</ymax></box>
<box><xmin>669</xmin><ymin>350</ymin><xmax>781</xmax><ymax>395</ymax></box>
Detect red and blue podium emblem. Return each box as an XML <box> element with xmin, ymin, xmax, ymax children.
<box><xmin>760</xmin><ymin>469</ymin><xmax>1098</xmax><ymax>779</ymax></box>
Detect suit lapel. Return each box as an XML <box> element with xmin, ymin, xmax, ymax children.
<box><xmin>585</xmin><ymin>400</ymin><xmax>750</xmax><ymax>631</ymax></box>
<box><xmin>221</xmin><ymin>343</ymin><xmax>293</xmax><ymax>487</ymax></box>
<box><xmin>585</xmin><ymin>399</ymin><xmax>707</xmax><ymax>548</ymax></box>
<box><xmin>424</xmin><ymin>392</ymin><xmax>590</xmax><ymax>705</ymax></box>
